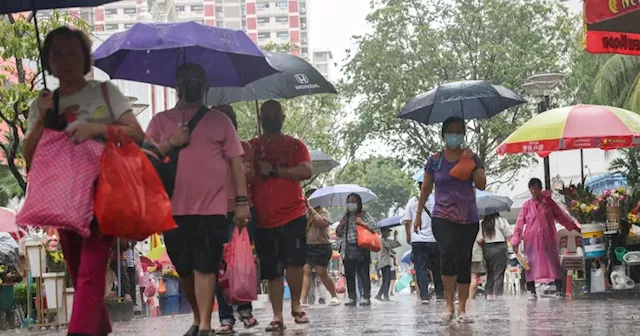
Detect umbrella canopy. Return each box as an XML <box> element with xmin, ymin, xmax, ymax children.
<box><xmin>378</xmin><ymin>215</ymin><xmax>403</xmax><ymax>229</ymax></box>
<box><xmin>93</xmin><ymin>22</ymin><xmax>278</xmax><ymax>88</ymax></box>
<box><xmin>497</xmin><ymin>105</ymin><xmax>640</xmax><ymax>155</ymax></box>
<box><xmin>398</xmin><ymin>80</ymin><xmax>526</xmax><ymax>125</ymax></box>
<box><xmin>308</xmin><ymin>184</ymin><xmax>377</xmax><ymax>208</ymax></box>
<box><xmin>310</xmin><ymin>150</ymin><xmax>340</xmax><ymax>175</ymax></box>
<box><xmin>476</xmin><ymin>190</ymin><xmax>513</xmax><ymax>217</ymax></box>
<box><xmin>0</xmin><ymin>207</ymin><xmax>16</xmax><ymax>233</ymax></box>
<box><xmin>146</xmin><ymin>245</ymin><xmax>170</xmax><ymax>264</ymax></box>
<box><xmin>0</xmin><ymin>0</ymin><xmax>118</xmax><ymax>13</ymax></box>
<box><xmin>206</xmin><ymin>51</ymin><xmax>337</xmax><ymax>105</ymax></box>
<box><xmin>401</xmin><ymin>250</ymin><xmax>412</xmax><ymax>264</ymax></box>
<box><xmin>394</xmin><ymin>274</ymin><xmax>413</xmax><ymax>293</ymax></box>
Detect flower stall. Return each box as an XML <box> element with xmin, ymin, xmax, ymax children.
<box><xmin>560</xmin><ymin>183</ymin><xmax>640</xmax><ymax>294</ymax></box>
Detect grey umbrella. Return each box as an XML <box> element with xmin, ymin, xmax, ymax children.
<box><xmin>476</xmin><ymin>190</ymin><xmax>513</xmax><ymax>217</ymax></box>
<box><xmin>311</xmin><ymin>150</ymin><xmax>340</xmax><ymax>174</ymax></box>
<box><xmin>397</xmin><ymin>80</ymin><xmax>526</xmax><ymax>125</ymax></box>
<box><xmin>206</xmin><ymin>51</ymin><xmax>337</xmax><ymax>105</ymax></box>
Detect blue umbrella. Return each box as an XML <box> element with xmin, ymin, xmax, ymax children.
<box><xmin>476</xmin><ymin>190</ymin><xmax>513</xmax><ymax>216</ymax></box>
<box><xmin>398</xmin><ymin>80</ymin><xmax>526</xmax><ymax>125</ymax></box>
<box><xmin>378</xmin><ymin>216</ymin><xmax>403</xmax><ymax>229</ymax></box>
<box><xmin>401</xmin><ymin>250</ymin><xmax>412</xmax><ymax>264</ymax></box>
<box><xmin>93</xmin><ymin>22</ymin><xmax>278</xmax><ymax>88</ymax></box>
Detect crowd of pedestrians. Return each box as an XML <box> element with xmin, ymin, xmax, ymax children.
<box><xmin>25</xmin><ymin>24</ymin><xmax>582</xmax><ymax>336</ymax></box>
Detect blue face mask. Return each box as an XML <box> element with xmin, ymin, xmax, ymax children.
<box><xmin>444</xmin><ymin>133</ymin><xmax>464</xmax><ymax>149</ymax></box>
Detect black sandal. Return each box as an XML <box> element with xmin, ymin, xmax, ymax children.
<box><xmin>184</xmin><ymin>325</ymin><xmax>199</xmax><ymax>336</ymax></box>
<box><xmin>214</xmin><ymin>324</ymin><xmax>234</xmax><ymax>335</ymax></box>
<box><xmin>239</xmin><ymin>314</ymin><xmax>258</xmax><ymax>329</ymax></box>
<box><xmin>265</xmin><ymin>321</ymin><xmax>286</xmax><ymax>332</ymax></box>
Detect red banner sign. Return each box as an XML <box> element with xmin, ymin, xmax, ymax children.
<box><xmin>585</xmin><ymin>0</ymin><xmax>640</xmax><ymax>24</ymax></box>
<box><xmin>586</xmin><ymin>30</ymin><xmax>640</xmax><ymax>55</ymax></box>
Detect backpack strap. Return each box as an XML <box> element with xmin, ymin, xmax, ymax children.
<box><xmin>432</xmin><ymin>151</ymin><xmax>444</xmax><ymax>171</ymax></box>
<box><xmin>187</xmin><ymin>106</ymin><xmax>209</xmax><ymax>134</ymax></box>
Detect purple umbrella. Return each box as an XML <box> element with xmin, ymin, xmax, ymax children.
<box><xmin>93</xmin><ymin>22</ymin><xmax>278</xmax><ymax>88</ymax></box>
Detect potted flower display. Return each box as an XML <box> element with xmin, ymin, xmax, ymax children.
<box><xmin>559</xmin><ymin>182</ymin><xmax>606</xmax><ymax>224</ymax></box>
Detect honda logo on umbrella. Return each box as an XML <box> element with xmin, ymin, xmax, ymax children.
<box><xmin>294</xmin><ymin>74</ymin><xmax>309</xmax><ymax>84</ymax></box>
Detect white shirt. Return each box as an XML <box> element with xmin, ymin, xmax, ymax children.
<box><xmin>478</xmin><ymin>216</ymin><xmax>512</xmax><ymax>243</ymax></box>
<box><xmin>402</xmin><ymin>195</ymin><xmax>436</xmax><ymax>243</ymax></box>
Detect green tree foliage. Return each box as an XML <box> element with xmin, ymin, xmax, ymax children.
<box><xmin>0</xmin><ymin>12</ymin><xmax>90</xmax><ymax>202</ymax></box>
<box><xmin>340</xmin><ymin>0</ymin><xmax>579</xmax><ymax>186</ymax></box>
<box><xmin>609</xmin><ymin>148</ymin><xmax>640</xmax><ymax>189</ymax></box>
<box><xmin>331</xmin><ymin>157</ymin><xmax>415</xmax><ymax>221</ymax></box>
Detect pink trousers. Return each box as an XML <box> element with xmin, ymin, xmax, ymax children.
<box><xmin>60</xmin><ymin>227</ymin><xmax>113</xmax><ymax>336</ymax></box>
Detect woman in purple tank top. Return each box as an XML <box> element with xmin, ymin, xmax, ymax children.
<box><xmin>413</xmin><ymin>116</ymin><xmax>486</xmax><ymax>324</ymax></box>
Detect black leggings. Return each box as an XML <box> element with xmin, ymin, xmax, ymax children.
<box><xmin>431</xmin><ymin>218</ymin><xmax>479</xmax><ymax>284</ymax></box>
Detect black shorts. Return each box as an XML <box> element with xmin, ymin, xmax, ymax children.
<box><xmin>306</xmin><ymin>243</ymin><xmax>332</xmax><ymax>268</ymax></box>
<box><xmin>164</xmin><ymin>215</ymin><xmax>228</xmax><ymax>277</ymax></box>
<box><xmin>255</xmin><ymin>216</ymin><xmax>307</xmax><ymax>280</ymax></box>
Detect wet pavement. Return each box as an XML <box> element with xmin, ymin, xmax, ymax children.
<box><xmin>11</xmin><ymin>292</ymin><xmax>640</xmax><ymax>335</ymax></box>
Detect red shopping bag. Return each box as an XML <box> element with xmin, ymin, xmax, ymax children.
<box><xmin>95</xmin><ymin>127</ymin><xmax>176</xmax><ymax>241</ymax></box>
<box><xmin>219</xmin><ymin>227</ymin><xmax>258</xmax><ymax>305</ymax></box>
<box><xmin>335</xmin><ymin>276</ymin><xmax>346</xmax><ymax>294</ymax></box>
<box><xmin>16</xmin><ymin>129</ymin><xmax>104</xmax><ymax>237</ymax></box>
<box><xmin>356</xmin><ymin>225</ymin><xmax>381</xmax><ymax>252</ymax></box>
<box><xmin>449</xmin><ymin>155</ymin><xmax>476</xmax><ymax>181</ymax></box>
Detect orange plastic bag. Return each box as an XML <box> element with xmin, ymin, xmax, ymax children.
<box><xmin>449</xmin><ymin>155</ymin><xmax>476</xmax><ymax>181</ymax></box>
<box><xmin>158</xmin><ymin>278</ymin><xmax>167</xmax><ymax>295</ymax></box>
<box><xmin>356</xmin><ymin>225</ymin><xmax>381</xmax><ymax>252</ymax></box>
<box><xmin>95</xmin><ymin>127</ymin><xmax>177</xmax><ymax>241</ymax></box>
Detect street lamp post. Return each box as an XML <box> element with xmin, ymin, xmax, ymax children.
<box><xmin>522</xmin><ymin>73</ymin><xmax>565</xmax><ymax>191</ymax></box>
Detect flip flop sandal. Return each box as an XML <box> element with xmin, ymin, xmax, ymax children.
<box><xmin>457</xmin><ymin>314</ymin><xmax>474</xmax><ymax>324</ymax></box>
<box><xmin>239</xmin><ymin>314</ymin><xmax>259</xmax><ymax>329</ymax></box>
<box><xmin>292</xmin><ymin>311</ymin><xmax>310</xmax><ymax>324</ymax></box>
<box><xmin>214</xmin><ymin>324</ymin><xmax>235</xmax><ymax>335</ymax></box>
<box><xmin>440</xmin><ymin>312</ymin><xmax>454</xmax><ymax>323</ymax></box>
<box><xmin>265</xmin><ymin>321</ymin><xmax>287</xmax><ymax>332</ymax></box>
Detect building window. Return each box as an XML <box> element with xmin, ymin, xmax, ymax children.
<box><xmin>276</xmin><ymin>31</ymin><xmax>289</xmax><ymax>39</ymax></box>
<box><xmin>241</xmin><ymin>5</ymin><xmax>246</xmax><ymax>16</ymax></box>
<box><xmin>257</xmin><ymin>17</ymin><xmax>270</xmax><ymax>24</ymax></box>
<box><xmin>242</xmin><ymin>19</ymin><xmax>247</xmax><ymax>29</ymax></box>
<box><xmin>218</xmin><ymin>20</ymin><xmax>225</xmax><ymax>27</ymax></box>
<box><xmin>316</xmin><ymin>64</ymin><xmax>328</xmax><ymax>74</ymax></box>
<box><xmin>275</xmin><ymin>1</ymin><xmax>288</xmax><ymax>8</ymax></box>
<box><xmin>257</xmin><ymin>2</ymin><xmax>270</xmax><ymax>9</ymax></box>
<box><xmin>191</xmin><ymin>5</ymin><xmax>204</xmax><ymax>12</ymax></box>
<box><xmin>124</xmin><ymin>23</ymin><xmax>134</xmax><ymax>29</ymax></box>
<box><xmin>105</xmin><ymin>23</ymin><xmax>119</xmax><ymax>31</ymax></box>
<box><xmin>302</xmin><ymin>47</ymin><xmax>308</xmax><ymax>54</ymax></box>
<box><xmin>105</xmin><ymin>8</ymin><xmax>117</xmax><ymax>15</ymax></box>
<box><xmin>258</xmin><ymin>32</ymin><xmax>271</xmax><ymax>39</ymax></box>
<box><xmin>123</xmin><ymin>7</ymin><xmax>136</xmax><ymax>14</ymax></box>
<box><xmin>275</xmin><ymin>16</ymin><xmax>288</xmax><ymax>23</ymax></box>
<box><xmin>175</xmin><ymin>5</ymin><xmax>185</xmax><ymax>12</ymax></box>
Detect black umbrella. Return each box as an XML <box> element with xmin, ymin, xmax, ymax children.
<box><xmin>206</xmin><ymin>51</ymin><xmax>337</xmax><ymax>105</ymax></box>
<box><xmin>397</xmin><ymin>80</ymin><xmax>526</xmax><ymax>125</ymax></box>
<box><xmin>0</xmin><ymin>0</ymin><xmax>121</xmax><ymax>89</ymax></box>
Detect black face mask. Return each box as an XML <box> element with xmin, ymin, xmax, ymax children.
<box><xmin>179</xmin><ymin>81</ymin><xmax>204</xmax><ymax>103</ymax></box>
<box><xmin>262</xmin><ymin>117</ymin><xmax>283</xmax><ymax>133</ymax></box>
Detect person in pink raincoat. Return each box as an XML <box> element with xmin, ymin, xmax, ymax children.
<box><xmin>510</xmin><ymin>178</ymin><xmax>580</xmax><ymax>301</ymax></box>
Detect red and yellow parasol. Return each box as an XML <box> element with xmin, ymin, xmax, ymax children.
<box><xmin>497</xmin><ymin>104</ymin><xmax>640</xmax><ymax>155</ymax></box>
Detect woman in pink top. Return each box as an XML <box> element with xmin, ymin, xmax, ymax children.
<box><xmin>511</xmin><ymin>178</ymin><xmax>580</xmax><ymax>301</ymax></box>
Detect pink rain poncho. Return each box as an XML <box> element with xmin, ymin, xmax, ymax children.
<box><xmin>511</xmin><ymin>192</ymin><xmax>579</xmax><ymax>283</ymax></box>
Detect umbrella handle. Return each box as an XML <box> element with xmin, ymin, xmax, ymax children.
<box><xmin>31</xmin><ymin>5</ymin><xmax>47</xmax><ymax>90</ymax></box>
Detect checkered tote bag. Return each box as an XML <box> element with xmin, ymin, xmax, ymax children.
<box><xmin>16</xmin><ymin>129</ymin><xmax>104</xmax><ymax>237</ymax></box>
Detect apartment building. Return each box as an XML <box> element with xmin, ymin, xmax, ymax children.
<box><xmin>75</xmin><ymin>0</ymin><xmax>310</xmax><ymax>60</ymax></box>
<box><xmin>311</xmin><ymin>49</ymin><xmax>332</xmax><ymax>81</ymax></box>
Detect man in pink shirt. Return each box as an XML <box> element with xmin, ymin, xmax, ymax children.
<box><xmin>146</xmin><ymin>63</ymin><xmax>250</xmax><ymax>336</ymax></box>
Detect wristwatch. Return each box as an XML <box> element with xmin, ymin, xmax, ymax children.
<box><xmin>269</xmin><ymin>167</ymin><xmax>278</xmax><ymax>177</ymax></box>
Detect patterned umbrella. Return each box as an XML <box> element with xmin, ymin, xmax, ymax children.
<box><xmin>497</xmin><ymin>104</ymin><xmax>640</xmax><ymax>155</ymax></box>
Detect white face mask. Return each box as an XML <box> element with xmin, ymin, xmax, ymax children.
<box><xmin>346</xmin><ymin>203</ymin><xmax>358</xmax><ymax>212</ymax></box>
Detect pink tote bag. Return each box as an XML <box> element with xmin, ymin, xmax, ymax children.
<box><xmin>16</xmin><ymin>129</ymin><xmax>104</xmax><ymax>237</ymax></box>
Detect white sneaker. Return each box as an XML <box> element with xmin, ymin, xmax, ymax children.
<box><xmin>528</xmin><ymin>293</ymin><xmax>538</xmax><ymax>301</ymax></box>
<box><xmin>329</xmin><ymin>297</ymin><xmax>341</xmax><ymax>306</ymax></box>
<box><xmin>421</xmin><ymin>299</ymin><xmax>430</xmax><ymax>305</ymax></box>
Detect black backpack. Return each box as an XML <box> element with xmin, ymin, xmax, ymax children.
<box><xmin>141</xmin><ymin>106</ymin><xmax>209</xmax><ymax>198</ymax></box>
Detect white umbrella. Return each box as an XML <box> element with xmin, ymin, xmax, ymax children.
<box><xmin>310</xmin><ymin>150</ymin><xmax>340</xmax><ymax>174</ymax></box>
<box><xmin>309</xmin><ymin>184</ymin><xmax>377</xmax><ymax>208</ymax></box>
